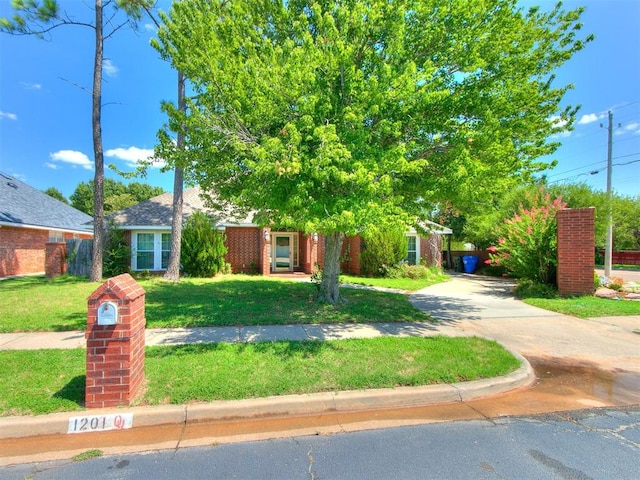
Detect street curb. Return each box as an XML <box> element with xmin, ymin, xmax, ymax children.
<box><xmin>0</xmin><ymin>350</ymin><xmax>534</xmax><ymax>440</ymax></box>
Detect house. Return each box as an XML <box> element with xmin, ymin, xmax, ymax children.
<box><xmin>109</xmin><ymin>186</ymin><xmax>451</xmax><ymax>276</ymax></box>
<box><xmin>0</xmin><ymin>172</ymin><xmax>93</xmax><ymax>278</ymax></box>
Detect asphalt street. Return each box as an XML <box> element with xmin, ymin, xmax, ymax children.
<box><xmin>2</xmin><ymin>406</ymin><xmax>638</xmax><ymax>480</ymax></box>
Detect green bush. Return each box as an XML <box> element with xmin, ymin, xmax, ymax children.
<box><xmin>359</xmin><ymin>225</ymin><xmax>408</xmax><ymax>277</ymax></box>
<box><xmin>514</xmin><ymin>279</ymin><xmax>558</xmax><ymax>299</ymax></box>
<box><xmin>488</xmin><ymin>190</ymin><xmax>566</xmax><ymax>285</ymax></box>
<box><xmin>383</xmin><ymin>262</ymin><xmax>441</xmax><ymax>280</ymax></box>
<box><xmin>181</xmin><ymin>212</ymin><xmax>230</xmax><ymax>277</ymax></box>
<box><xmin>102</xmin><ymin>221</ymin><xmax>131</xmax><ymax>278</ymax></box>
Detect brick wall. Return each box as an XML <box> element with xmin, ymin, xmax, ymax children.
<box><xmin>225</xmin><ymin>226</ymin><xmax>261</xmax><ymax>274</ymax></box>
<box><xmin>557</xmin><ymin>208</ymin><xmax>595</xmax><ymax>296</ymax></box>
<box><xmin>45</xmin><ymin>242</ymin><xmax>67</xmax><ymax>278</ymax></box>
<box><xmin>0</xmin><ymin>226</ymin><xmax>48</xmax><ymax>277</ymax></box>
<box><xmin>86</xmin><ymin>274</ymin><xmax>146</xmax><ymax>408</ymax></box>
<box><xmin>597</xmin><ymin>250</ymin><xmax>640</xmax><ymax>266</ymax></box>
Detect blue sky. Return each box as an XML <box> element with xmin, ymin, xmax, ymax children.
<box><xmin>1</xmin><ymin>0</ymin><xmax>639</xmax><ymax>201</ymax></box>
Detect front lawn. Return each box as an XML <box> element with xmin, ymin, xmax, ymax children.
<box><xmin>0</xmin><ymin>275</ymin><xmax>432</xmax><ymax>332</ymax></box>
<box><xmin>0</xmin><ymin>336</ymin><xmax>520</xmax><ymax>416</ymax></box>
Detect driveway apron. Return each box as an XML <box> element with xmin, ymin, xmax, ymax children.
<box><xmin>410</xmin><ymin>274</ymin><xmax>640</xmax><ymax>373</ymax></box>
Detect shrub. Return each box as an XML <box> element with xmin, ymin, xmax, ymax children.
<box><xmin>514</xmin><ymin>279</ymin><xmax>558</xmax><ymax>299</ymax></box>
<box><xmin>181</xmin><ymin>212</ymin><xmax>230</xmax><ymax>277</ymax></box>
<box><xmin>383</xmin><ymin>262</ymin><xmax>441</xmax><ymax>280</ymax></box>
<box><xmin>102</xmin><ymin>220</ymin><xmax>131</xmax><ymax>278</ymax></box>
<box><xmin>488</xmin><ymin>190</ymin><xmax>566</xmax><ymax>285</ymax></box>
<box><xmin>359</xmin><ymin>225</ymin><xmax>408</xmax><ymax>277</ymax></box>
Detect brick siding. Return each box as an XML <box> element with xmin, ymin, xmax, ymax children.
<box><xmin>225</xmin><ymin>226</ymin><xmax>261</xmax><ymax>274</ymax></box>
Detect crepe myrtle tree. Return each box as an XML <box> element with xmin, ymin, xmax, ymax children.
<box><xmin>152</xmin><ymin>0</ymin><xmax>592</xmax><ymax>304</ymax></box>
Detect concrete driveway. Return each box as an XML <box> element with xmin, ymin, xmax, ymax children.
<box><xmin>410</xmin><ymin>274</ymin><xmax>640</xmax><ymax>372</ymax></box>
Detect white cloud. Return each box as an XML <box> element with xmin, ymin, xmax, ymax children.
<box><xmin>577</xmin><ymin>113</ymin><xmax>601</xmax><ymax>125</ymax></box>
<box><xmin>0</xmin><ymin>111</ymin><xmax>17</xmax><ymax>120</ymax></box>
<box><xmin>20</xmin><ymin>82</ymin><xmax>42</xmax><ymax>90</ymax></box>
<box><xmin>144</xmin><ymin>23</ymin><xmax>156</xmax><ymax>32</ymax></box>
<box><xmin>50</xmin><ymin>150</ymin><xmax>93</xmax><ymax>170</ymax></box>
<box><xmin>105</xmin><ymin>146</ymin><xmax>164</xmax><ymax>168</ymax></box>
<box><xmin>624</xmin><ymin>122</ymin><xmax>640</xmax><ymax>132</ymax></box>
<box><xmin>44</xmin><ymin>162</ymin><xmax>59</xmax><ymax>170</ymax></box>
<box><xmin>103</xmin><ymin>59</ymin><xmax>118</xmax><ymax>77</ymax></box>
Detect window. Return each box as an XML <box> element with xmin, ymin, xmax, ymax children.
<box><xmin>161</xmin><ymin>233</ymin><xmax>171</xmax><ymax>269</ymax></box>
<box><xmin>133</xmin><ymin>231</ymin><xmax>172</xmax><ymax>270</ymax></box>
<box><xmin>406</xmin><ymin>235</ymin><xmax>419</xmax><ymax>265</ymax></box>
<box><xmin>49</xmin><ymin>231</ymin><xmax>64</xmax><ymax>242</ymax></box>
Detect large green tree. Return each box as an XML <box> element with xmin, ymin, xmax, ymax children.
<box><xmin>1</xmin><ymin>0</ymin><xmax>155</xmax><ymax>282</ymax></box>
<box><xmin>153</xmin><ymin>0</ymin><xmax>591</xmax><ymax>303</ymax></box>
<box><xmin>70</xmin><ymin>178</ymin><xmax>164</xmax><ymax>215</ymax></box>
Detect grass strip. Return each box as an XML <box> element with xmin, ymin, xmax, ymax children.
<box><xmin>0</xmin><ymin>337</ymin><xmax>520</xmax><ymax>416</ymax></box>
<box><xmin>523</xmin><ymin>296</ymin><xmax>640</xmax><ymax>318</ymax></box>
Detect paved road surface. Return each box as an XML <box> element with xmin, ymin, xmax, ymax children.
<box><xmin>2</xmin><ymin>406</ymin><xmax>638</xmax><ymax>480</ymax></box>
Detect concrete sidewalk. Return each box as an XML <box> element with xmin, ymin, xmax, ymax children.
<box><xmin>0</xmin><ymin>322</ymin><xmax>470</xmax><ymax>351</ymax></box>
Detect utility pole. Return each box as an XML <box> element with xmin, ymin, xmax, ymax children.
<box><xmin>604</xmin><ymin>111</ymin><xmax>613</xmax><ymax>277</ymax></box>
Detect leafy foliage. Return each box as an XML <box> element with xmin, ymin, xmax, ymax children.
<box><xmin>70</xmin><ymin>178</ymin><xmax>164</xmax><ymax>215</ymax></box>
<box><xmin>488</xmin><ymin>190</ymin><xmax>566</xmax><ymax>285</ymax></box>
<box><xmin>102</xmin><ymin>220</ymin><xmax>131</xmax><ymax>278</ymax></box>
<box><xmin>153</xmin><ymin>0</ymin><xmax>591</xmax><ymax>302</ymax></box>
<box><xmin>180</xmin><ymin>211</ymin><xmax>230</xmax><ymax>277</ymax></box>
<box><xmin>43</xmin><ymin>187</ymin><xmax>68</xmax><ymax>204</ymax></box>
<box><xmin>360</xmin><ymin>225</ymin><xmax>408</xmax><ymax>277</ymax></box>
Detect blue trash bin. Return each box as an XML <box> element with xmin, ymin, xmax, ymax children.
<box><xmin>462</xmin><ymin>255</ymin><xmax>479</xmax><ymax>274</ymax></box>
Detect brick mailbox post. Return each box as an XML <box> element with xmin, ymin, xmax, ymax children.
<box><xmin>86</xmin><ymin>274</ymin><xmax>146</xmax><ymax>408</ymax></box>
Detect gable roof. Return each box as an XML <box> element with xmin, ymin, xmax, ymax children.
<box><xmin>108</xmin><ymin>186</ymin><xmax>255</xmax><ymax>228</ymax></box>
<box><xmin>0</xmin><ymin>172</ymin><xmax>93</xmax><ymax>234</ymax></box>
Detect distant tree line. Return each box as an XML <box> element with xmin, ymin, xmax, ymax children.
<box><xmin>43</xmin><ymin>179</ymin><xmax>164</xmax><ymax>215</ymax></box>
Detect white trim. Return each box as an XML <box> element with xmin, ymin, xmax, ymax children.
<box><xmin>119</xmin><ymin>225</ymin><xmax>172</xmax><ymax>231</ymax></box>
<box><xmin>270</xmin><ymin>232</ymin><xmax>299</xmax><ymax>272</ymax></box>
<box><xmin>405</xmin><ymin>233</ymin><xmax>420</xmax><ymax>265</ymax></box>
<box><xmin>131</xmin><ymin>230</ymin><xmax>171</xmax><ymax>271</ymax></box>
<box><xmin>0</xmin><ymin>221</ymin><xmax>93</xmax><ymax>236</ymax></box>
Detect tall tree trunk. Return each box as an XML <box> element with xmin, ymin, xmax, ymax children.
<box><xmin>163</xmin><ymin>71</ymin><xmax>186</xmax><ymax>282</ymax></box>
<box><xmin>89</xmin><ymin>0</ymin><xmax>104</xmax><ymax>282</ymax></box>
<box><xmin>318</xmin><ymin>232</ymin><xmax>345</xmax><ymax>304</ymax></box>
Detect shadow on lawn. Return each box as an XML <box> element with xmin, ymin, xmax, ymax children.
<box><xmin>146</xmin><ymin>339</ymin><xmax>337</xmax><ymax>360</ymax></box>
<box><xmin>53</xmin><ymin>375</ymin><xmax>86</xmax><ymax>406</ymax></box>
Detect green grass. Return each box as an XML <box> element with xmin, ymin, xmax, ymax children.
<box><xmin>523</xmin><ymin>296</ymin><xmax>640</xmax><ymax>318</ymax></box>
<box><xmin>340</xmin><ymin>270</ymin><xmax>450</xmax><ymax>292</ymax></box>
<box><xmin>0</xmin><ymin>337</ymin><xmax>520</xmax><ymax>416</ymax></box>
<box><xmin>0</xmin><ymin>275</ymin><xmax>431</xmax><ymax>332</ymax></box>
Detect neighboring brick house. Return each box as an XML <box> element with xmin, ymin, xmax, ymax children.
<box><xmin>0</xmin><ymin>172</ymin><xmax>93</xmax><ymax>278</ymax></box>
<box><xmin>109</xmin><ymin>186</ymin><xmax>450</xmax><ymax>276</ymax></box>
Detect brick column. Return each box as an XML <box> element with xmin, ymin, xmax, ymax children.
<box><xmin>45</xmin><ymin>242</ymin><xmax>67</xmax><ymax>278</ymax></box>
<box><xmin>557</xmin><ymin>208</ymin><xmax>595</xmax><ymax>296</ymax></box>
<box><xmin>86</xmin><ymin>274</ymin><xmax>145</xmax><ymax>408</ymax></box>
<box><xmin>260</xmin><ymin>228</ymin><xmax>271</xmax><ymax>276</ymax></box>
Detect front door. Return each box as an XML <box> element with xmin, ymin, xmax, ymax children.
<box><xmin>273</xmin><ymin>235</ymin><xmax>292</xmax><ymax>271</ymax></box>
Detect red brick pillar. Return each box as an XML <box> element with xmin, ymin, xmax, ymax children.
<box><xmin>557</xmin><ymin>208</ymin><xmax>595</xmax><ymax>296</ymax></box>
<box><xmin>86</xmin><ymin>274</ymin><xmax>145</xmax><ymax>408</ymax></box>
<box><xmin>260</xmin><ymin>228</ymin><xmax>271</xmax><ymax>276</ymax></box>
<box><xmin>45</xmin><ymin>242</ymin><xmax>67</xmax><ymax>278</ymax></box>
